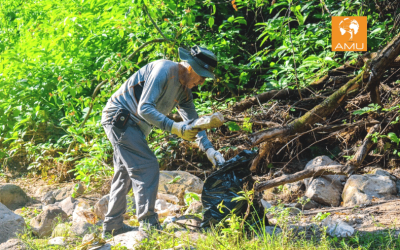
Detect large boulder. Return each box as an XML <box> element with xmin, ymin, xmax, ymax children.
<box><xmin>342</xmin><ymin>170</ymin><xmax>397</xmax><ymax>206</ymax></box>
<box><xmin>159</xmin><ymin>171</ymin><xmax>203</xmax><ymax>196</ymax></box>
<box><xmin>304</xmin><ymin>156</ymin><xmax>346</xmax><ymax>206</ymax></box>
<box><xmin>305</xmin><ymin>177</ymin><xmax>343</xmax><ymax>206</ymax></box>
<box><xmin>0</xmin><ymin>202</ymin><xmax>26</xmax><ymax>244</ymax></box>
<box><xmin>0</xmin><ymin>184</ymin><xmax>30</xmax><ymax>210</ymax></box>
<box><xmin>30</xmin><ymin>205</ymin><xmax>68</xmax><ymax>237</ymax></box>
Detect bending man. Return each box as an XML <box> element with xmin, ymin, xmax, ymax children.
<box><xmin>101</xmin><ymin>46</ymin><xmax>225</xmax><ymax>238</ymax></box>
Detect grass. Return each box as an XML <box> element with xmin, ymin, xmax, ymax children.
<box><xmin>15</xmin><ymin>196</ymin><xmax>400</xmax><ymax>250</ymax></box>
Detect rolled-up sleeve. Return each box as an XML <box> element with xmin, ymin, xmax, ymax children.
<box><xmin>137</xmin><ymin>68</ymin><xmax>174</xmax><ymax>132</ymax></box>
<box><xmin>177</xmin><ymin>96</ymin><xmax>213</xmax><ymax>152</ymax></box>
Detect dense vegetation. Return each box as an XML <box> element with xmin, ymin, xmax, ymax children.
<box><xmin>0</xmin><ymin>0</ymin><xmax>398</xmax><ymax>186</ymax></box>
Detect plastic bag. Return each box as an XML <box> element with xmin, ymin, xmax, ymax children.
<box><xmin>201</xmin><ymin>150</ymin><xmax>263</xmax><ymax>227</ymax></box>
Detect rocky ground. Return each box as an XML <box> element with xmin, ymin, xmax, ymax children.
<box><xmin>1</xmin><ymin>155</ymin><xmax>400</xmax><ymax>249</ymax></box>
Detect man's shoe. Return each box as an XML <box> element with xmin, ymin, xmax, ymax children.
<box><xmin>102</xmin><ymin>223</ymin><xmax>135</xmax><ymax>239</ymax></box>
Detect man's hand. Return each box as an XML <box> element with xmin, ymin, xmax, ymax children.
<box><xmin>206</xmin><ymin>148</ymin><xmax>225</xmax><ymax>168</ymax></box>
<box><xmin>171</xmin><ymin>120</ymin><xmax>202</xmax><ymax>141</ymax></box>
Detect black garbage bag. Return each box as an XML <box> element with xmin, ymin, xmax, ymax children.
<box><xmin>201</xmin><ymin>150</ymin><xmax>266</xmax><ymax>228</ymax></box>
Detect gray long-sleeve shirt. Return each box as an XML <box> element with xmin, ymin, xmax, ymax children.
<box><xmin>101</xmin><ymin>59</ymin><xmax>213</xmax><ymax>151</ymax></box>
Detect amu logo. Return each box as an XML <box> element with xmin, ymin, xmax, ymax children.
<box><xmin>332</xmin><ymin>16</ymin><xmax>367</xmax><ymax>51</ymax></box>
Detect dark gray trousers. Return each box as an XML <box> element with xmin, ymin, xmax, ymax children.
<box><xmin>103</xmin><ymin>119</ymin><xmax>159</xmax><ymax>231</ymax></box>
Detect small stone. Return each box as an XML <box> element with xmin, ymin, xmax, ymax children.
<box><xmin>94</xmin><ymin>195</ymin><xmax>109</xmax><ymax>221</ymax></box>
<box><xmin>283</xmin><ymin>181</ymin><xmax>305</xmax><ymax>195</ymax></box>
<box><xmin>0</xmin><ymin>238</ymin><xmax>27</xmax><ymax>250</ymax></box>
<box><xmin>184</xmin><ymin>201</ymin><xmax>202</xmax><ymax>215</ymax></box>
<box><xmin>51</xmin><ymin>223</ymin><xmax>71</xmax><ymax>238</ymax></box>
<box><xmin>261</xmin><ymin>199</ymin><xmax>272</xmax><ymax>210</ymax></box>
<box><xmin>71</xmin><ymin>221</ymin><xmax>96</xmax><ymax>237</ymax></box>
<box><xmin>322</xmin><ymin>217</ymin><xmax>355</xmax><ymax>237</ymax></box>
<box><xmin>158</xmin><ymin>171</ymin><xmax>203</xmax><ymax>197</ymax></box>
<box><xmin>265</xmin><ymin>226</ymin><xmax>282</xmax><ymax>236</ymax></box>
<box><xmin>292</xmin><ymin>196</ymin><xmax>320</xmax><ymax>210</ymax></box>
<box><xmin>48</xmin><ymin>237</ymin><xmax>65</xmax><ymax>246</ymax></box>
<box><xmin>0</xmin><ymin>202</ymin><xmax>26</xmax><ymax>244</ymax></box>
<box><xmin>0</xmin><ymin>184</ymin><xmax>30</xmax><ymax>210</ymax></box>
<box><xmin>155</xmin><ymin>199</ymin><xmax>171</xmax><ymax>211</ymax></box>
<box><xmin>75</xmin><ymin>182</ymin><xmax>86</xmax><ymax>196</ymax></box>
<box><xmin>73</xmin><ymin>201</ymin><xmax>97</xmax><ymax>224</ymax></box>
<box><xmin>30</xmin><ymin>205</ymin><xmax>68</xmax><ymax>237</ymax></box>
<box><xmin>58</xmin><ymin>197</ymin><xmax>77</xmax><ymax>216</ymax></box>
<box><xmin>41</xmin><ymin>191</ymin><xmax>56</xmax><ymax>205</ymax></box>
<box><xmin>157</xmin><ymin>193</ymin><xmax>180</xmax><ymax>204</ymax></box>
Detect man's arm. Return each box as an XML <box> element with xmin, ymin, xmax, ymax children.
<box><xmin>177</xmin><ymin>97</ymin><xmax>213</xmax><ymax>152</ymax></box>
<box><xmin>137</xmin><ymin>67</ymin><xmax>174</xmax><ymax>132</ymax></box>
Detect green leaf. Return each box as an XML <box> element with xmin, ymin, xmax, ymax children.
<box><xmin>208</xmin><ymin>17</ymin><xmax>214</xmax><ymax>28</ymax></box>
<box><xmin>227</xmin><ymin>121</ymin><xmax>240</xmax><ymax>132</ymax></box>
<box><xmin>388</xmin><ymin>132</ymin><xmax>399</xmax><ymax>145</ymax></box>
<box><xmin>76</xmin><ymin>135</ymin><xmax>85</xmax><ymax>144</ymax></box>
<box><xmin>168</xmin><ymin>175</ymin><xmax>181</xmax><ymax>184</ymax></box>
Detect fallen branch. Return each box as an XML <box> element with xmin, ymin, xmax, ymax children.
<box><xmin>255</xmin><ymin>124</ymin><xmax>380</xmax><ymax>192</ymax></box>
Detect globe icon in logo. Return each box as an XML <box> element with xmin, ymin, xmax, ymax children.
<box><xmin>339</xmin><ymin>18</ymin><xmax>359</xmax><ymax>41</ymax></box>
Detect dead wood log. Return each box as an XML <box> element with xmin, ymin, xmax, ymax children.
<box><xmin>249</xmin><ymin>33</ymin><xmax>400</xmax><ymax>146</ymax></box>
<box><xmin>255</xmin><ymin>124</ymin><xmax>380</xmax><ymax>192</ymax></box>
<box><xmin>365</xmin><ymin>34</ymin><xmax>400</xmax><ymax>105</ymax></box>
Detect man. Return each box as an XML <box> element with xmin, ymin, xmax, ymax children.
<box><xmin>101</xmin><ymin>45</ymin><xmax>225</xmax><ymax>238</ymax></box>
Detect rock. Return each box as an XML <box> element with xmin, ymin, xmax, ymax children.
<box><xmin>48</xmin><ymin>237</ymin><xmax>65</xmax><ymax>246</ymax></box>
<box><xmin>265</xmin><ymin>226</ymin><xmax>282</xmax><ymax>236</ymax></box>
<box><xmin>397</xmin><ymin>180</ymin><xmax>400</xmax><ymax>195</ymax></box>
<box><xmin>0</xmin><ymin>184</ymin><xmax>30</xmax><ymax>210</ymax></box>
<box><xmin>159</xmin><ymin>171</ymin><xmax>203</xmax><ymax>196</ymax></box>
<box><xmin>261</xmin><ymin>199</ymin><xmax>272</xmax><ymax>210</ymax></box>
<box><xmin>290</xmin><ymin>196</ymin><xmax>320</xmax><ymax>210</ymax></box>
<box><xmin>94</xmin><ymin>195</ymin><xmax>109</xmax><ymax>221</ymax></box>
<box><xmin>99</xmin><ymin>231</ymin><xmax>148</xmax><ymax>250</ymax></box>
<box><xmin>283</xmin><ymin>181</ymin><xmax>304</xmax><ymax>195</ymax></box>
<box><xmin>41</xmin><ymin>191</ymin><xmax>56</xmax><ymax>205</ymax></box>
<box><xmin>157</xmin><ymin>193</ymin><xmax>180</xmax><ymax>204</ymax></box>
<box><xmin>71</xmin><ymin>221</ymin><xmax>96</xmax><ymax>237</ymax></box>
<box><xmin>322</xmin><ymin>217</ymin><xmax>355</xmax><ymax>237</ymax></box>
<box><xmin>162</xmin><ymin>216</ymin><xmax>177</xmax><ymax>225</ymax></box>
<box><xmin>184</xmin><ymin>201</ymin><xmax>202</xmax><ymax>215</ymax></box>
<box><xmin>342</xmin><ymin>172</ymin><xmax>397</xmax><ymax>206</ymax></box>
<box><xmin>155</xmin><ymin>199</ymin><xmax>172</xmax><ymax>211</ymax></box>
<box><xmin>175</xmin><ymin>215</ymin><xmax>201</xmax><ymax>228</ymax></box>
<box><xmin>51</xmin><ymin>223</ymin><xmax>71</xmax><ymax>237</ymax></box>
<box><xmin>59</xmin><ymin>197</ymin><xmax>77</xmax><ymax>216</ymax></box>
<box><xmin>73</xmin><ymin>201</ymin><xmax>97</xmax><ymax>224</ymax></box>
<box><xmin>30</xmin><ymin>204</ymin><xmax>68</xmax><ymax>237</ymax></box>
<box><xmin>304</xmin><ymin>156</ymin><xmax>346</xmax><ymax>188</ymax></box>
<box><xmin>0</xmin><ymin>238</ymin><xmax>27</xmax><ymax>250</ymax></box>
<box><xmin>369</xmin><ymin>168</ymin><xmax>396</xmax><ymax>180</ymax></box>
<box><xmin>0</xmin><ymin>202</ymin><xmax>26</xmax><ymax>244</ymax></box>
<box><xmin>75</xmin><ymin>182</ymin><xmax>86</xmax><ymax>196</ymax></box>
<box><xmin>305</xmin><ymin>177</ymin><xmax>343</xmax><ymax>207</ymax></box>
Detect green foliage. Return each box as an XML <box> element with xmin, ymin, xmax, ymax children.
<box><xmin>184</xmin><ymin>191</ymin><xmax>200</xmax><ymax>206</ymax></box>
<box><xmin>352</xmin><ymin>103</ymin><xmax>381</xmax><ymax>115</ymax></box>
<box><xmin>0</xmin><ymin>0</ymin><xmax>397</xmax><ymax>183</ymax></box>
